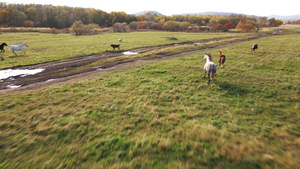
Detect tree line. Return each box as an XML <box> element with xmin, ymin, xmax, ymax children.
<box><xmin>0</xmin><ymin>2</ymin><xmax>283</xmax><ymax>32</ymax></box>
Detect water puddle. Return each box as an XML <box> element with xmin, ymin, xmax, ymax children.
<box><xmin>123</xmin><ymin>51</ymin><xmax>139</xmax><ymax>55</ymax></box>
<box><xmin>0</xmin><ymin>68</ymin><xmax>45</xmax><ymax>80</ymax></box>
<box><xmin>6</xmin><ymin>85</ymin><xmax>22</xmax><ymax>89</ymax></box>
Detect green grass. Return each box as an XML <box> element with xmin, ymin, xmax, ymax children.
<box><xmin>0</xmin><ymin>31</ymin><xmax>244</xmax><ymax>69</ymax></box>
<box><xmin>0</xmin><ymin>31</ymin><xmax>299</xmax><ymax>168</ymax></box>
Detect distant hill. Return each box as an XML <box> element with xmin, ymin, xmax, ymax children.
<box><xmin>179</xmin><ymin>12</ymin><xmax>259</xmax><ymax>18</ymax></box>
<box><xmin>133</xmin><ymin>11</ymin><xmax>162</xmax><ymax>16</ymax></box>
<box><xmin>134</xmin><ymin>11</ymin><xmax>259</xmax><ymax>18</ymax></box>
<box><xmin>181</xmin><ymin>12</ymin><xmax>241</xmax><ymax>16</ymax></box>
<box><xmin>133</xmin><ymin>11</ymin><xmax>300</xmax><ymax>20</ymax></box>
<box><xmin>267</xmin><ymin>14</ymin><xmax>300</xmax><ymax>20</ymax></box>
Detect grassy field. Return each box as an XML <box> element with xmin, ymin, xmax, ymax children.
<box><xmin>0</xmin><ymin>29</ymin><xmax>300</xmax><ymax>168</ymax></box>
<box><xmin>0</xmin><ymin>31</ymin><xmax>245</xmax><ymax>69</ymax></box>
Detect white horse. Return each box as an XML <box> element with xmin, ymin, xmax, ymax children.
<box><xmin>203</xmin><ymin>53</ymin><xmax>217</xmax><ymax>85</ymax></box>
<box><xmin>9</xmin><ymin>43</ymin><xmax>28</xmax><ymax>56</ymax></box>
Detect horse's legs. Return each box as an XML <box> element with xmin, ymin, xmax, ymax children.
<box><xmin>203</xmin><ymin>70</ymin><xmax>206</xmax><ymax>79</ymax></box>
<box><xmin>207</xmin><ymin>72</ymin><xmax>210</xmax><ymax>85</ymax></box>
<box><xmin>18</xmin><ymin>49</ymin><xmax>25</xmax><ymax>55</ymax></box>
<box><xmin>12</xmin><ymin>50</ymin><xmax>17</xmax><ymax>56</ymax></box>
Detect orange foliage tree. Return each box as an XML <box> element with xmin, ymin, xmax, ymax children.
<box><xmin>236</xmin><ymin>21</ymin><xmax>256</xmax><ymax>32</ymax></box>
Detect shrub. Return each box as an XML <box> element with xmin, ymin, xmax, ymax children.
<box><xmin>129</xmin><ymin>22</ymin><xmax>138</xmax><ymax>30</ymax></box>
<box><xmin>210</xmin><ymin>23</ymin><xmax>225</xmax><ymax>32</ymax></box>
<box><xmin>113</xmin><ymin>22</ymin><xmax>128</xmax><ymax>32</ymax></box>
<box><xmin>50</xmin><ymin>28</ymin><xmax>56</xmax><ymax>34</ymax></box>
<box><xmin>71</xmin><ymin>21</ymin><xmax>89</xmax><ymax>36</ymax></box>
<box><xmin>25</xmin><ymin>20</ymin><xmax>34</xmax><ymax>27</ymax></box>
<box><xmin>243</xmin><ymin>23</ymin><xmax>256</xmax><ymax>32</ymax></box>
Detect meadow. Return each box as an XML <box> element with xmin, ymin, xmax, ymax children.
<box><xmin>0</xmin><ymin>31</ymin><xmax>245</xmax><ymax>69</ymax></box>
<box><xmin>0</xmin><ymin>27</ymin><xmax>299</xmax><ymax>168</ymax></box>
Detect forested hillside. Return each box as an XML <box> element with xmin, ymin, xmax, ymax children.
<box><xmin>0</xmin><ymin>2</ymin><xmax>283</xmax><ymax>31</ymax></box>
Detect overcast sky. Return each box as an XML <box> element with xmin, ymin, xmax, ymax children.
<box><xmin>4</xmin><ymin>0</ymin><xmax>299</xmax><ymax>16</ymax></box>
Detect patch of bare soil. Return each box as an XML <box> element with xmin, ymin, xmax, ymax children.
<box><xmin>0</xmin><ymin>34</ymin><xmax>269</xmax><ymax>96</ymax></box>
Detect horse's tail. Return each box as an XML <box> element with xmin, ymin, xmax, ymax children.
<box><xmin>210</xmin><ymin>64</ymin><xmax>217</xmax><ymax>70</ymax></box>
<box><xmin>210</xmin><ymin>64</ymin><xmax>217</xmax><ymax>78</ymax></box>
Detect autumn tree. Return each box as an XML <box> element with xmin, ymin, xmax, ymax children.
<box><xmin>11</xmin><ymin>9</ymin><xmax>27</xmax><ymax>27</ymax></box>
<box><xmin>56</xmin><ymin>8</ymin><xmax>73</xmax><ymax>29</ymax></box>
<box><xmin>24</xmin><ymin>7</ymin><xmax>38</xmax><ymax>22</ymax></box>
<box><xmin>73</xmin><ymin>8</ymin><xmax>89</xmax><ymax>24</ymax></box>
<box><xmin>43</xmin><ymin>6</ymin><xmax>57</xmax><ymax>27</ymax></box>
<box><xmin>0</xmin><ymin>2</ymin><xmax>279</xmax><ymax>31</ymax></box>
<box><xmin>0</xmin><ymin>8</ymin><xmax>12</xmax><ymax>26</ymax></box>
<box><xmin>236</xmin><ymin>21</ymin><xmax>244</xmax><ymax>30</ymax></box>
<box><xmin>109</xmin><ymin>12</ymin><xmax>129</xmax><ymax>26</ymax></box>
<box><xmin>87</xmin><ymin>8</ymin><xmax>105</xmax><ymax>26</ymax></box>
<box><xmin>224</xmin><ymin>22</ymin><xmax>234</xmax><ymax>29</ymax></box>
<box><xmin>268</xmin><ymin>18</ymin><xmax>283</xmax><ymax>27</ymax></box>
<box><xmin>236</xmin><ymin>21</ymin><xmax>255</xmax><ymax>32</ymax></box>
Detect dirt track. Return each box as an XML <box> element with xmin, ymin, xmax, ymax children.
<box><xmin>0</xmin><ymin>34</ymin><xmax>270</xmax><ymax>96</ymax></box>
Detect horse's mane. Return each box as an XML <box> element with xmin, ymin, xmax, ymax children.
<box><xmin>205</xmin><ymin>53</ymin><xmax>213</xmax><ymax>61</ymax></box>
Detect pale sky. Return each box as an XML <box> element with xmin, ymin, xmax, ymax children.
<box><xmin>4</xmin><ymin>0</ymin><xmax>299</xmax><ymax>16</ymax></box>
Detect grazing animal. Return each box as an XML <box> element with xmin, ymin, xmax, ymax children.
<box><xmin>0</xmin><ymin>43</ymin><xmax>8</xmax><ymax>53</ymax></box>
<box><xmin>218</xmin><ymin>50</ymin><xmax>226</xmax><ymax>68</ymax></box>
<box><xmin>251</xmin><ymin>44</ymin><xmax>258</xmax><ymax>52</ymax></box>
<box><xmin>9</xmin><ymin>43</ymin><xmax>28</xmax><ymax>56</ymax></box>
<box><xmin>203</xmin><ymin>53</ymin><xmax>217</xmax><ymax>85</ymax></box>
<box><xmin>111</xmin><ymin>44</ymin><xmax>120</xmax><ymax>50</ymax></box>
<box><xmin>118</xmin><ymin>39</ymin><xmax>122</xmax><ymax>42</ymax></box>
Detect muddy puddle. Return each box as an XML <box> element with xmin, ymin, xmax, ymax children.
<box><xmin>0</xmin><ymin>69</ymin><xmax>45</xmax><ymax>80</ymax></box>
<box><xmin>0</xmin><ymin>68</ymin><xmax>45</xmax><ymax>88</ymax></box>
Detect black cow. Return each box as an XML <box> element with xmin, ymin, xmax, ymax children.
<box><xmin>111</xmin><ymin>44</ymin><xmax>120</xmax><ymax>50</ymax></box>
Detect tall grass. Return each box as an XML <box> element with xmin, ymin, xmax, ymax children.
<box><xmin>0</xmin><ymin>33</ymin><xmax>299</xmax><ymax>168</ymax></box>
